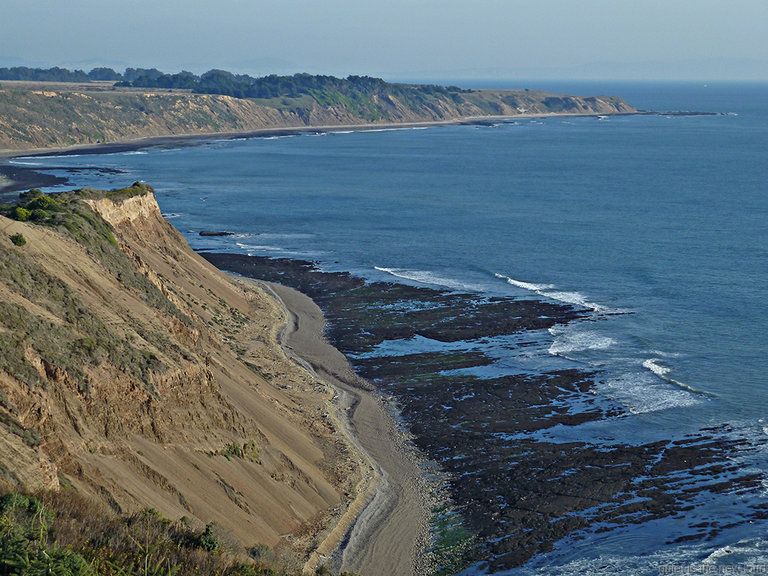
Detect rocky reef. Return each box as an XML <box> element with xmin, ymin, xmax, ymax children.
<box><xmin>202</xmin><ymin>253</ymin><xmax>768</xmax><ymax>573</ymax></box>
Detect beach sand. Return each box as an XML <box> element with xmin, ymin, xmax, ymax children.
<box><xmin>256</xmin><ymin>280</ymin><xmax>434</xmax><ymax>576</ymax></box>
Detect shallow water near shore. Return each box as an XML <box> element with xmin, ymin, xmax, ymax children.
<box><xmin>18</xmin><ymin>81</ymin><xmax>768</xmax><ymax>573</ymax></box>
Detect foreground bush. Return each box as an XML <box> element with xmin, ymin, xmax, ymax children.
<box><xmin>0</xmin><ymin>491</ymin><xmax>289</xmax><ymax>575</ymax></box>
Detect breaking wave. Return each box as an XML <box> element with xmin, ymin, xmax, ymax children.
<box><xmin>374</xmin><ymin>267</ymin><xmax>487</xmax><ymax>292</ymax></box>
<box><xmin>548</xmin><ymin>325</ymin><xmax>616</xmax><ymax>356</ymax></box>
<box><xmin>494</xmin><ymin>273</ymin><xmax>609</xmax><ymax>312</ymax></box>
<box><xmin>642</xmin><ymin>358</ymin><xmax>707</xmax><ymax>395</ymax></box>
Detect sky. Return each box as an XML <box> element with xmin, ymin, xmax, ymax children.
<box><xmin>2</xmin><ymin>0</ymin><xmax>767</xmax><ymax>82</ymax></box>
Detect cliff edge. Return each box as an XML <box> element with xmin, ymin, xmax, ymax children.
<box><xmin>0</xmin><ymin>184</ymin><xmax>364</xmax><ymax>563</ymax></box>
<box><xmin>0</xmin><ymin>82</ymin><xmax>636</xmax><ymax>153</ymax></box>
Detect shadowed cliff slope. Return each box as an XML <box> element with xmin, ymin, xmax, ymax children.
<box><xmin>0</xmin><ymin>183</ymin><xmax>363</xmax><ymax>562</ymax></box>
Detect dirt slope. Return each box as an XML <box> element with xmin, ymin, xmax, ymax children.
<box><xmin>0</xmin><ymin>185</ymin><xmax>364</xmax><ymax>563</ymax></box>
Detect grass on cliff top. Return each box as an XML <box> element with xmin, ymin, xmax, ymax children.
<box><xmin>66</xmin><ymin>180</ymin><xmax>153</xmax><ymax>202</ymax></box>
<box><xmin>0</xmin><ymin>184</ymin><xmax>190</xmax><ymax>399</ymax></box>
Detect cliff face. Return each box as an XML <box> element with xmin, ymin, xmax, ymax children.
<box><xmin>0</xmin><ymin>85</ymin><xmax>636</xmax><ymax>152</ymax></box>
<box><xmin>0</xmin><ymin>89</ymin><xmax>302</xmax><ymax>151</ymax></box>
<box><xmin>0</xmin><ymin>185</ymin><xmax>360</xmax><ymax>559</ymax></box>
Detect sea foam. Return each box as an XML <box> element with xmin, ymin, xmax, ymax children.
<box><xmin>600</xmin><ymin>371</ymin><xmax>701</xmax><ymax>415</ymax></box>
<box><xmin>548</xmin><ymin>326</ymin><xmax>616</xmax><ymax>356</ymax></box>
<box><xmin>374</xmin><ymin>267</ymin><xmax>486</xmax><ymax>292</ymax></box>
<box><xmin>494</xmin><ymin>273</ymin><xmax>609</xmax><ymax>312</ymax></box>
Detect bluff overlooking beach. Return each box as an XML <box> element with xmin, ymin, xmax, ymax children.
<box><xmin>0</xmin><ymin>184</ymin><xmax>380</xmax><ymax>574</ymax></box>
<box><xmin>0</xmin><ymin>70</ymin><xmax>636</xmax><ymax>154</ymax></box>
<box><xmin>0</xmin><ymin>72</ymin><xmax>642</xmax><ymax>575</ymax></box>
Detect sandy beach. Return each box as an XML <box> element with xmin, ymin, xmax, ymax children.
<box><xmin>256</xmin><ymin>280</ymin><xmax>435</xmax><ymax>576</ymax></box>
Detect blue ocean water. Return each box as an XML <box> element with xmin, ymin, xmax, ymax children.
<box><xmin>14</xmin><ymin>81</ymin><xmax>768</xmax><ymax>572</ymax></box>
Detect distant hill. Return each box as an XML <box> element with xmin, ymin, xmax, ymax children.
<box><xmin>0</xmin><ymin>67</ymin><xmax>636</xmax><ymax>152</ymax></box>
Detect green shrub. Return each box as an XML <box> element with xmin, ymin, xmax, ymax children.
<box><xmin>197</xmin><ymin>523</ymin><xmax>220</xmax><ymax>552</ymax></box>
<box><xmin>19</xmin><ymin>189</ymin><xmax>44</xmax><ymax>201</ymax></box>
<box><xmin>231</xmin><ymin>564</ymin><xmax>277</xmax><ymax>576</ymax></box>
<box><xmin>0</xmin><ymin>494</ymin><xmax>95</xmax><ymax>575</ymax></box>
<box><xmin>13</xmin><ymin>207</ymin><xmax>30</xmax><ymax>221</ymax></box>
<box><xmin>0</xmin><ymin>491</ymin><xmax>297</xmax><ymax>576</ymax></box>
<box><xmin>9</xmin><ymin>233</ymin><xmax>25</xmax><ymax>246</ymax></box>
<box><xmin>30</xmin><ymin>208</ymin><xmax>51</xmax><ymax>221</ymax></box>
<box><xmin>26</xmin><ymin>195</ymin><xmax>59</xmax><ymax>211</ymax></box>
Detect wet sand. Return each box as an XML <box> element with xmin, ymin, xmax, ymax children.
<box><xmin>255</xmin><ymin>280</ymin><xmax>434</xmax><ymax>576</ymax></box>
<box><xmin>0</xmin><ymin>165</ymin><xmax>68</xmax><ymax>194</ymax></box>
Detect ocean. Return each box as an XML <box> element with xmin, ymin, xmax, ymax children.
<box><xmin>12</xmin><ymin>81</ymin><xmax>768</xmax><ymax>573</ymax></box>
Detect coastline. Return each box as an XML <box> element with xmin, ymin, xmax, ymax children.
<box><xmin>0</xmin><ymin>110</ymin><xmax>646</xmax><ymax>161</ymax></box>
<box><xmin>0</xmin><ymin>111</ymin><xmax>637</xmax><ymax>193</ymax></box>
<box><xmin>0</xmin><ymin>111</ymin><xmax>636</xmax><ymax>160</ymax></box>
<box><xmin>200</xmin><ymin>252</ymin><xmax>768</xmax><ymax>573</ymax></box>
<box><xmin>252</xmin><ymin>279</ymin><xmax>435</xmax><ymax>576</ymax></box>
<box><xmin>5</xmin><ymin>81</ymin><xmax>768</xmax><ymax>574</ymax></box>
<box><xmin>0</xmin><ymin>119</ymin><xmax>461</xmax><ymax>160</ymax></box>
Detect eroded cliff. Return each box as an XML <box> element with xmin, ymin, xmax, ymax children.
<box><xmin>0</xmin><ymin>83</ymin><xmax>636</xmax><ymax>152</ymax></box>
<box><xmin>0</xmin><ymin>183</ymin><xmax>362</xmax><ymax>562</ymax></box>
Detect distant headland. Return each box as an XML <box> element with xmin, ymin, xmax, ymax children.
<box><xmin>0</xmin><ymin>66</ymin><xmax>636</xmax><ymax>156</ymax></box>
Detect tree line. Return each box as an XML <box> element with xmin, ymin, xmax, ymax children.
<box><xmin>0</xmin><ymin>66</ymin><xmax>468</xmax><ymax>100</ymax></box>
<box><xmin>0</xmin><ymin>66</ymin><xmax>162</xmax><ymax>83</ymax></box>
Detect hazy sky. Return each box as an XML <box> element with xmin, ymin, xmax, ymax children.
<box><xmin>2</xmin><ymin>0</ymin><xmax>767</xmax><ymax>81</ymax></box>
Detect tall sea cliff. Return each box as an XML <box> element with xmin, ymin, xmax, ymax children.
<box><xmin>0</xmin><ymin>184</ymin><xmax>365</xmax><ymax>569</ymax></box>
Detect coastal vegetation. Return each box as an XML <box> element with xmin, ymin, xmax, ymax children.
<box><xmin>0</xmin><ymin>487</ymin><xmax>365</xmax><ymax>575</ymax></box>
<box><xmin>0</xmin><ymin>184</ymin><xmax>364</xmax><ymax>574</ymax></box>
<box><xmin>0</xmin><ymin>490</ymin><xmax>305</xmax><ymax>575</ymax></box>
<box><xmin>0</xmin><ymin>66</ymin><xmax>125</xmax><ymax>82</ymax></box>
<box><xmin>0</xmin><ymin>65</ymin><xmax>466</xmax><ymax>99</ymax></box>
<box><xmin>0</xmin><ymin>183</ymin><xmax>189</xmax><ymax>395</ymax></box>
<box><xmin>0</xmin><ymin>66</ymin><xmax>636</xmax><ymax>153</ymax></box>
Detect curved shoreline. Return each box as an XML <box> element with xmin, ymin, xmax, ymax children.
<box><xmin>0</xmin><ymin>111</ymin><xmax>638</xmax><ymax>196</ymax></box>
<box><xmin>0</xmin><ymin>111</ymin><xmax>636</xmax><ymax>161</ymax></box>
<box><xmin>254</xmin><ymin>280</ymin><xmax>434</xmax><ymax>576</ymax></box>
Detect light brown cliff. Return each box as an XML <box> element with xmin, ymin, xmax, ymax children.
<box><xmin>0</xmin><ymin>184</ymin><xmax>361</xmax><ymax>561</ymax></box>
<box><xmin>0</xmin><ymin>83</ymin><xmax>636</xmax><ymax>153</ymax></box>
